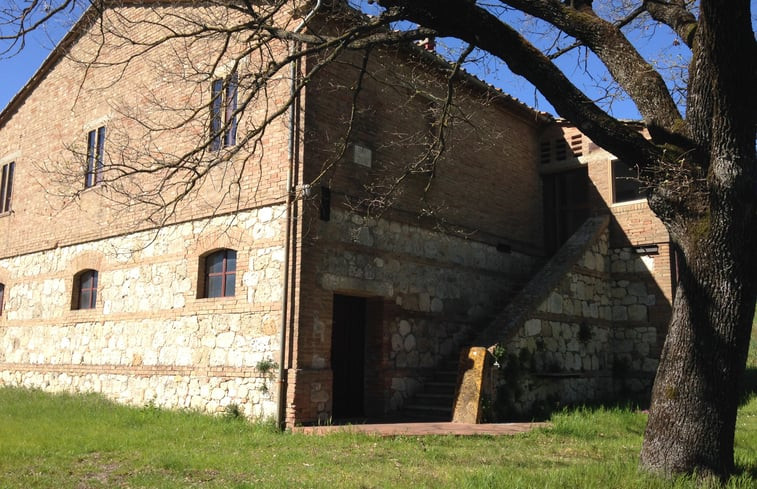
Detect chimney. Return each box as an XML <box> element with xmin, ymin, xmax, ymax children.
<box><xmin>418</xmin><ymin>38</ymin><xmax>436</xmax><ymax>52</ymax></box>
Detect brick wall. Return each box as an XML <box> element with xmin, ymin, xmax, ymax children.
<box><xmin>0</xmin><ymin>4</ymin><xmax>292</xmax><ymax>258</ymax></box>
<box><xmin>286</xmin><ymin>44</ymin><xmax>547</xmax><ymax>423</ymax></box>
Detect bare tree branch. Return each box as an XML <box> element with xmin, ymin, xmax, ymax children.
<box><xmin>497</xmin><ymin>0</ymin><xmax>683</xmax><ymax>138</ymax></box>
<box><xmin>643</xmin><ymin>0</ymin><xmax>698</xmax><ymax>48</ymax></box>
<box><xmin>377</xmin><ymin>0</ymin><xmax>662</xmax><ymax>168</ymax></box>
<box><xmin>0</xmin><ymin>0</ymin><xmax>84</xmax><ymax>54</ymax></box>
<box><xmin>548</xmin><ymin>4</ymin><xmax>646</xmax><ymax>59</ymax></box>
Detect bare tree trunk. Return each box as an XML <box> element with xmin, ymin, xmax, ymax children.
<box><xmin>640</xmin><ymin>0</ymin><xmax>757</xmax><ymax>477</ymax></box>
<box><xmin>640</xmin><ymin>252</ymin><xmax>755</xmax><ymax>477</ymax></box>
<box><xmin>641</xmin><ymin>148</ymin><xmax>756</xmax><ymax>478</ymax></box>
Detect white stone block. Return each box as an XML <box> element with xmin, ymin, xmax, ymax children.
<box><xmin>259</xmin><ymin>207</ymin><xmax>273</xmax><ymax>222</ymax></box>
<box><xmin>524</xmin><ymin>319</ymin><xmax>541</xmax><ymax>336</ymax></box>
<box><xmin>404</xmin><ymin>334</ymin><xmax>416</xmax><ymax>352</ymax></box>
<box><xmin>216</xmin><ymin>332</ymin><xmax>235</xmax><ymax>349</ymax></box>
<box><xmin>547</xmin><ymin>293</ymin><xmax>563</xmax><ymax>314</ymax></box>
<box><xmin>398</xmin><ymin>320</ymin><xmax>411</xmax><ymax>336</ymax></box>
<box><xmin>628</xmin><ymin>305</ymin><xmax>648</xmax><ymax>322</ymax></box>
<box><xmin>418</xmin><ymin>293</ymin><xmax>430</xmax><ymax>312</ymax></box>
<box><xmin>612</xmin><ymin>306</ymin><xmax>628</xmax><ymax>321</ymax></box>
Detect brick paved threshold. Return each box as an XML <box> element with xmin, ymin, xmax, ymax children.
<box><xmin>293</xmin><ymin>421</ymin><xmax>549</xmax><ymax>436</ymax></box>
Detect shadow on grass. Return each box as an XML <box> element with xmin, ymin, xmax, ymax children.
<box><xmin>500</xmin><ymin>368</ymin><xmax>756</xmax><ymax>425</ymax></box>
<box><xmin>733</xmin><ymin>464</ymin><xmax>757</xmax><ymax>482</ymax></box>
<box><xmin>739</xmin><ymin>367</ymin><xmax>757</xmax><ymax>407</ymax></box>
<box><xmin>496</xmin><ymin>396</ymin><xmax>650</xmax><ymax>425</ymax></box>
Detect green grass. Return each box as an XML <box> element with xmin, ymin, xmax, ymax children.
<box><xmin>749</xmin><ymin>308</ymin><xmax>757</xmax><ymax>368</ymax></box>
<box><xmin>0</xmin><ymin>388</ymin><xmax>755</xmax><ymax>488</ymax></box>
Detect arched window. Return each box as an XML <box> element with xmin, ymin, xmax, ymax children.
<box><xmin>0</xmin><ymin>283</ymin><xmax>5</xmax><ymax>316</ymax></box>
<box><xmin>72</xmin><ymin>269</ymin><xmax>98</xmax><ymax>310</ymax></box>
<box><xmin>201</xmin><ymin>249</ymin><xmax>236</xmax><ymax>298</ymax></box>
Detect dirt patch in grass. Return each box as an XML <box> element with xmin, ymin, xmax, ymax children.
<box><xmin>73</xmin><ymin>452</ymin><xmax>124</xmax><ymax>489</ymax></box>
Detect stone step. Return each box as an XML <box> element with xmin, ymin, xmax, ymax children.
<box><xmin>403</xmin><ymin>403</ymin><xmax>453</xmax><ymax>415</ymax></box>
<box><xmin>432</xmin><ymin>370</ymin><xmax>458</xmax><ymax>383</ymax></box>
<box><xmin>423</xmin><ymin>381</ymin><xmax>457</xmax><ymax>394</ymax></box>
<box><xmin>392</xmin><ymin>283</ymin><xmax>533</xmax><ymax>423</ymax></box>
<box><xmin>415</xmin><ymin>392</ymin><xmax>454</xmax><ymax>403</ymax></box>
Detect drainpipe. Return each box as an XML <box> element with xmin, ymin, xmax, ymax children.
<box><xmin>277</xmin><ymin>0</ymin><xmax>322</xmax><ymax>430</ymax></box>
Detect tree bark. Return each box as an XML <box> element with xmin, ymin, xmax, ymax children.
<box><xmin>640</xmin><ymin>0</ymin><xmax>756</xmax><ymax>477</ymax></box>
<box><xmin>639</xmin><ymin>233</ymin><xmax>756</xmax><ymax>477</ymax></box>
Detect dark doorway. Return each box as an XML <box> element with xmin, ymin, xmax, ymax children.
<box><xmin>543</xmin><ymin>167</ymin><xmax>591</xmax><ymax>253</ymax></box>
<box><xmin>331</xmin><ymin>294</ymin><xmax>367</xmax><ymax>419</ymax></box>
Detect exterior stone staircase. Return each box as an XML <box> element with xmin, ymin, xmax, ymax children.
<box><xmin>394</xmin><ymin>216</ymin><xmax>613</xmax><ymax>423</ymax></box>
<box><xmin>395</xmin><ymin>311</ymin><xmax>514</xmax><ymax>421</ymax></box>
<box><xmin>398</xmin><ymin>357</ymin><xmax>459</xmax><ymax>421</ymax></box>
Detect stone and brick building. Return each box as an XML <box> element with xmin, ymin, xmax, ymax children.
<box><xmin>0</xmin><ymin>2</ymin><xmax>675</xmax><ymax>425</ymax></box>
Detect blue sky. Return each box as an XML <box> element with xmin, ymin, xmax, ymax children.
<box><xmin>2</xmin><ymin>43</ymin><xmax>48</xmax><ymax>111</ymax></box>
<box><xmin>1</xmin><ymin>6</ymin><xmax>77</xmax><ymax>111</ymax></box>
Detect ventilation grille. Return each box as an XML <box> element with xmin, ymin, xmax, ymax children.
<box><xmin>540</xmin><ymin>141</ymin><xmax>551</xmax><ymax>165</ymax></box>
<box><xmin>570</xmin><ymin>133</ymin><xmax>583</xmax><ymax>157</ymax></box>
<box><xmin>541</xmin><ymin>134</ymin><xmax>584</xmax><ymax>164</ymax></box>
<box><xmin>555</xmin><ymin>139</ymin><xmax>567</xmax><ymax>161</ymax></box>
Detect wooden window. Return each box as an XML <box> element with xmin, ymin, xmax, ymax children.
<box><xmin>224</xmin><ymin>73</ymin><xmax>238</xmax><ymax>147</ymax></box>
<box><xmin>612</xmin><ymin>159</ymin><xmax>644</xmax><ymax>203</ymax></box>
<box><xmin>210</xmin><ymin>73</ymin><xmax>238</xmax><ymax>151</ymax></box>
<box><xmin>210</xmin><ymin>79</ymin><xmax>223</xmax><ymax>150</ymax></box>
<box><xmin>0</xmin><ymin>283</ymin><xmax>5</xmax><ymax>316</ymax></box>
<box><xmin>73</xmin><ymin>269</ymin><xmax>98</xmax><ymax>310</ymax></box>
<box><xmin>0</xmin><ymin>161</ymin><xmax>14</xmax><ymax>213</ymax></box>
<box><xmin>85</xmin><ymin>127</ymin><xmax>106</xmax><ymax>188</ymax></box>
<box><xmin>202</xmin><ymin>249</ymin><xmax>236</xmax><ymax>298</ymax></box>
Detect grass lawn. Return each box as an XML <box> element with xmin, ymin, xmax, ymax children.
<box><xmin>0</xmin><ymin>388</ymin><xmax>755</xmax><ymax>489</ymax></box>
<box><xmin>1</xmin><ymin>312</ymin><xmax>754</xmax><ymax>488</ymax></box>
<box><xmin>749</xmin><ymin>309</ymin><xmax>757</xmax><ymax>367</ymax></box>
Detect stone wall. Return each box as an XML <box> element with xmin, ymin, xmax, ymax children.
<box><xmin>486</xmin><ymin>217</ymin><xmax>663</xmax><ymax>418</ymax></box>
<box><xmin>0</xmin><ymin>208</ymin><xmax>284</xmax><ymax>419</ymax></box>
<box><xmin>307</xmin><ymin>208</ymin><xmax>540</xmax><ymax>418</ymax></box>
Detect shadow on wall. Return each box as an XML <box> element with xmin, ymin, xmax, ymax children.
<box><xmin>474</xmin><ymin>164</ymin><xmax>675</xmax><ymax>421</ymax></box>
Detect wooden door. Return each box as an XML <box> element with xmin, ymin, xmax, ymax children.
<box><xmin>331</xmin><ymin>294</ymin><xmax>367</xmax><ymax>418</ymax></box>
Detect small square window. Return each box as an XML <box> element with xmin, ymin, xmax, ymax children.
<box><xmin>612</xmin><ymin>159</ymin><xmax>644</xmax><ymax>203</ymax></box>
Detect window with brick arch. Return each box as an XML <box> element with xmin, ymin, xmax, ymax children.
<box><xmin>201</xmin><ymin>249</ymin><xmax>237</xmax><ymax>298</ymax></box>
<box><xmin>72</xmin><ymin>269</ymin><xmax>98</xmax><ymax>310</ymax></box>
<box><xmin>0</xmin><ymin>283</ymin><xmax>5</xmax><ymax>316</ymax></box>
